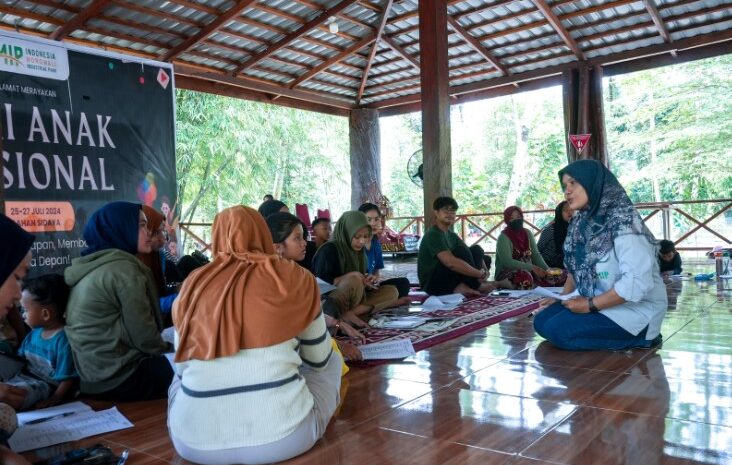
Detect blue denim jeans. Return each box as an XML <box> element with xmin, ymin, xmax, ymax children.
<box><xmin>533</xmin><ymin>302</ymin><xmax>655</xmax><ymax>351</ymax></box>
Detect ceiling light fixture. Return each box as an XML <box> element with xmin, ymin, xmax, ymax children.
<box><xmin>327</xmin><ymin>16</ymin><xmax>339</xmax><ymax>34</ymax></box>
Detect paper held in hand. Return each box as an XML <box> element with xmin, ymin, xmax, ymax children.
<box><xmin>531</xmin><ymin>287</ymin><xmax>581</xmax><ymax>301</ymax></box>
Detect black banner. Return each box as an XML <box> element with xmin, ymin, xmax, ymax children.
<box><xmin>0</xmin><ymin>33</ymin><xmax>177</xmax><ymax>276</ymax></box>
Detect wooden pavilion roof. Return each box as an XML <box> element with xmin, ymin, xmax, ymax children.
<box><xmin>2</xmin><ymin>0</ymin><xmax>731</xmax><ymax>116</ymax></box>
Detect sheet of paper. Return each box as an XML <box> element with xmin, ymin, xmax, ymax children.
<box><xmin>10</xmin><ymin>407</ymin><xmax>133</xmax><ymax>453</ymax></box>
<box><xmin>316</xmin><ymin>277</ymin><xmax>337</xmax><ymax>295</ymax></box>
<box><xmin>422</xmin><ymin>294</ymin><xmax>464</xmax><ymax>311</ymax></box>
<box><xmin>161</xmin><ymin>326</ymin><xmax>176</xmax><ymax>344</ymax></box>
<box><xmin>492</xmin><ymin>289</ymin><xmax>534</xmax><ymax>298</ymax></box>
<box><xmin>543</xmin><ymin>287</ymin><xmax>566</xmax><ymax>293</ymax></box>
<box><xmin>17</xmin><ymin>401</ymin><xmax>92</xmax><ymax>426</ymax></box>
<box><xmin>531</xmin><ymin>287</ymin><xmax>580</xmax><ymax>301</ymax></box>
<box><xmin>359</xmin><ymin>339</ymin><xmax>415</xmax><ymax>360</ymax></box>
<box><xmin>437</xmin><ymin>293</ymin><xmax>465</xmax><ymax>304</ymax></box>
<box><xmin>374</xmin><ymin>317</ymin><xmax>431</xmax><ymax>329</ymax></box>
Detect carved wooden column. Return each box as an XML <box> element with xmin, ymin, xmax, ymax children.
<box><xmin>419</xmin><ymin>0</ymin><xmax>452</xmax><ymax>226</ymax></box>
<box><xmin>562</xmin><ymin>65</ymin><xmax>608</xmax><ymax>165</ymax></box>
<box><xmin>349</xmin><ymin>108</ymin><xmax>381</xmax><ymax>209</ymax></box>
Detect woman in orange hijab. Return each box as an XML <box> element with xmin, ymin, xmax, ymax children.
<box><xmin>168</xmin><ymin>205</ymin><xmax>342</xmax><ymax>465</ymax></box>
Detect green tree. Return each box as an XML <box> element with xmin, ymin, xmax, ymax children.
<box><xmin>175</xmin><ymin>90</ymin><xmax>349</xmax><ymax>251</ymax></box>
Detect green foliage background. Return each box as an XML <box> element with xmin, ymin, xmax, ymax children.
<box><xmin>175</xmin><ymin>90</ymin><xmax>350</xmax><ymax>246</ymax></box>
<box><xmin>175</xmin><ymin>55</ymin><xmax>732</xmax><ymax>248</ymax></box>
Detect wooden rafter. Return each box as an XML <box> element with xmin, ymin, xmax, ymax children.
<box><xmin>50</xmin><ymin>0</ymin><xmax>113</xmax><ymax>40</ymax></box>
<box><xmin>233</xmin><ymin>0</ymin><xmax>361</xmax><ymax>74</ymax></box>
<box><xmin>175</xmin><ymin>63</ymin><xmax>355</xmax><ymax>109</ymax></box>
<box><xmin>357</xmin><ymin>0</ymin><xmax>394</xmax><ymax>104</ymax></box>
<box><xmin>372</xmin><ymin>26</ymin><xmax>732</xmax><ymax>110</ymax></box>
<box><xmin>110</xmin><ymin>0</ymin><xmax>201</xmax><ymax>29</ymax></box>
<box><xmin>530</xmin><ymin>0</ymin><xmax>585</xmax><ymax>60</ymax></box>
<box><xmin>167</xmin><ymin>0</ymin><xmax>220</xmax><ymax>15</ymax></box>
<box><xmin>29</xmin><ymin>0</ymin><xmax>78</xmax><ymax>14</ymax></box>
<box><xmin>389</xmin><ymin>0</ymin><xmax>462</xmax><ymax>24</ymax></box>
<box><xmin>160</xmin><ymin>0</ymin><xmax>258</xmax><ymax>62</ymax></box>
<box><xmin>290</xmin><ymin>36</ymin><xmax>375</xmax><ymax>88</ymax></box>
<box><xmin>381</xmin><ymin>36</ymin><xmax>420</xmax><ymax>71</ymax></box>
<box><xmin>641</xmin><ymin>0</ymin><xmax>672</xmax><ymax>43</ymax></box>
<box><xmin>446</xmin><ymin>15</ymin><xmax>508</xmax><ymax>76</ymax></box>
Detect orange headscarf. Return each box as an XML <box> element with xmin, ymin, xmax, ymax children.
<box><xmin>137</xmin><ymin>206</ymin><xmax>166</xmax><ymax>295</ymax></box>
<box><xmin>173</xmin><ymin>205</ymin><xmax>321</xmax><ymax>362</ymax></box>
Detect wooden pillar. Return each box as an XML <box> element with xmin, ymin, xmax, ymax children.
<box><xmin>419</xmin><ymin>0</ymin><xmax>452</xmax><ymax>227</ymax></box>
<box><xmin>562</xmin><ymin>64</ymin><xmax>608</xmax><ymax>165</ymax></box>
<box><xmin>349</xmin><ymin>108</ymin><xmax>381</xmax><ymax>209</ymax></box>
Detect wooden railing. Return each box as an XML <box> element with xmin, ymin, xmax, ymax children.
<box><xmin>179</xmin><ymin>199</ymin><xmax>732</xmax><ymax>255</ymax></box>
<box><xmin>387</xmin><ymin>199</ymin><xmax>732</xmax><ymax>254</ymax></box>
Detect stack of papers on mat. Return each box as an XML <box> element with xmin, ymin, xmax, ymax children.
<box><xmin>369</xmin><ymin>315</ymin><xmax>456</xmax><ymax>330</ymax></box>
<box><xmin>531</xmin><ymin>287</ymin><xmax>580</xmax><ymax>301</ymax></box>
<box><xmin>422</xmin><ymin>293</ymin><xmax>464</xmax><ymax>310</ymax></box>
<box><xmin>370</xmin><ymin>316</ymin><xmax>429</xmax><ymax>329</ymax></box>
<box><xmin>359</xmin><ymin>339</ymin><xmax>415</xmax><ymax>360</ymax></box>
<box><xmin>11</xmin><ymin>402</ymin><xmax>133</xmax><ymax>452</ymax></box>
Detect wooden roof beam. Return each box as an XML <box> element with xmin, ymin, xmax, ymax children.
<box><xmin>389</xmin><ymin>0</ymin><xmax>463</xmax><ymax>23</ymax></box>
<box><xmin>160</xmin><ymin>0</ymin><xmax>258</xmax><ymax>62</ymax></box>
<box><xmin>357</xmin><ymin>0</ymin><xmax>394</xmax><ymax>104</ymax></box>
<box><xmin>447</xmin><ymin>15</ymin><xmax>508</xmax><ymax>76</ymax></box>
<box><xmin>233</xmin><ymin>0</ymin><xmax>361</xmax><ymax>75</ymax></box>
<box><xmin>381</xmin><ymin>35</ymin><xmax>420</xmax><ymax>71</ymax></box>
<box><xmin>529</xmin><ymin>0</ymin><xmax>585</xmax><ymax>60</ymax></box>
<box><xmin>175</xmin><ymin>63</ymin><xmax>356</xmax><ymax>110</ymax></box>
<box><xmin>50</xmin><ymin>0</ymin><xmax>113</xmax><ymax>40</ymax></box>
<box><xmin>641</xmin><ymin>0</ymin><xmax>672</xmax><ymax>43</ymax></box>
<box><xmin>290</xmin><ymin>36</ymin><xmax>375</xmax><ymax>88</ymax></box>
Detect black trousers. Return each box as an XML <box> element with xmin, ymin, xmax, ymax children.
<box><xmin>88</xmin><ymin>354</ymin><xmax>174</xmax><ymax>402</ymax></box>
<box><xmin>380</xmin><ymin>277</ymin><xmax>410</xmax><ymax>297</ymax></box>
<box><xmin>424</xmin><ymin>244</ymin><xmax>485</xmax><ymax>296</ymax></box>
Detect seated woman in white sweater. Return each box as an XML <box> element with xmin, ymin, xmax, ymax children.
<box><xmin>533</xmin><ymin>160</ymin><xmax>667</xmax><ymax>350</ymax></box>
<box><xmin>168</xmin><ymin>205</ymin><xmax>342</xmax><ymax>465</ymax></box>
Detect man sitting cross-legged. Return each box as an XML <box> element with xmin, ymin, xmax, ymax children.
<box><xmin>418</xmin><ymin>197</ymin><xmax>510</xmax><ymax>297</ymax></box>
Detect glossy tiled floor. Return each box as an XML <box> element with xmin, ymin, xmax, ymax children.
<box><xmin>25</xmin><ymin>261</ymin><xmax>732</xmax><ymax>465</ymax></box>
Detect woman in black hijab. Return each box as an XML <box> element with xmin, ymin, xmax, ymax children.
<box><xmin>537</xmin><ymin>201</ymin><xmax>571</xmax><ymax>269</ymax></box>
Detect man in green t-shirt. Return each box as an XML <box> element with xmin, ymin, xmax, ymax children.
<box><xmin>418</xmin><ymin>197</ymin><xmax>507</xmax><ymax>296</ymax></box>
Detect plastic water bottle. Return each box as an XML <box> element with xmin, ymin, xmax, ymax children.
<box><xmin>716</xmin><ymin>252</ymin><xmax>724</xmax><ymax>277</ymax></box>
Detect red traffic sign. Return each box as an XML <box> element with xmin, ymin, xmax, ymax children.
<box><xmin>569</xmin><ymin>134</ymin><xmax>591</xmax><ymax>154</ymax></box>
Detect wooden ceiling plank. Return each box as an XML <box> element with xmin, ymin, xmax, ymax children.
<box><xmin>109</xmin><ymin>0</ymin><xmax>202</xmax><ymax>28</ymax></box>
<box><xmin>357</xmin><ymin>0</ymin><xmax>394</xmax><ymax>104</ymax></box>
<box><xmin>0</xmin><ymin>5</ymin><xmax>64</xmax><ymax>26</ymax></box>
<box><xmin>50</xmin><ymin>0</ymin><xmax>113</xmax><ymax>39</ymax></box>
<box><xmin>447</xmin><ymin>15</ymin><xmax>508</xmax><ymax>76</ymax></box>
<box><xmin>233</xmin><ymin>0</ymin><xmax>361</xmax><ymax>74</ymax></box>
<box><xmin>175</xmin><ymin>62</ymin><xmax>356</xmax><ymax>109</ymax></box>
<box><xmin>167</xmin><ymin>0</ymin><xmax>220</xmax><ymax>15</ymax></box>
<box><xmin>291</xmin><ymin>35</ymin><xmax>375</xmax><ymax>88</ymax></box>
<box><xmin>28</xmin><ymin>0</ymin><xmax>79</xmax><ymax>14</ymax></box>
<box><xmin>530</xmin><ymin>0</ymin><xmax>585</xmax><ymax>60</ymax></box>
<box><xmin>160</xmin><ymin>0</ymin><xmax>258</xmax><ymax>62</ymax></box>
<box><xmin>381</xmin><ymin>35</ymin><xmax>421</xmax><ymax>70</ymax></box>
